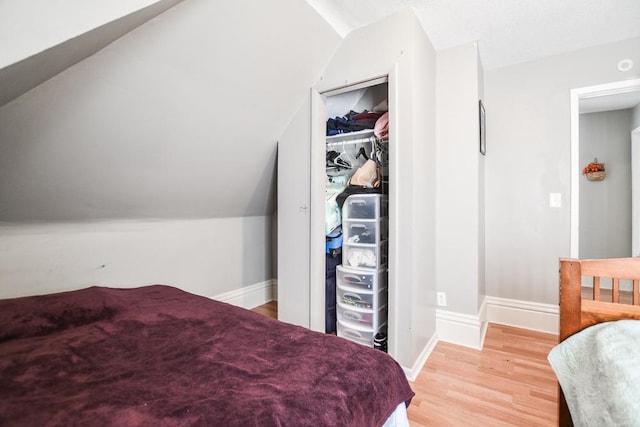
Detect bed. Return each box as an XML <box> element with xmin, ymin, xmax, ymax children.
<box><xmin>549</xmin><ymin>258</ymin><xmax>640</xmax><ymax>426</ymax></box>
<box><xmin>0</xmin><ymin>285</ymin><xmax>413</xmax><ymax>426</ymax></box>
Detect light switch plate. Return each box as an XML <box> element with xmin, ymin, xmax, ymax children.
<box><xmin>550</xmin><ymin>193</ymin><xmax>561</xmax><ymax>208</ymax></box>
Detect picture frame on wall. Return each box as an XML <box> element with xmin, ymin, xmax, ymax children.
<box><xmin>479</xmin><ymin>100</ymin><xmax>486</xmax><ymax>155</ymax></box>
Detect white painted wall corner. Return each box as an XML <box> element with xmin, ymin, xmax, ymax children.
<box><xmin>403</xmin><ymin>333</ymin><xmax>438</xmax><ymax>382</ymax></box>
<box><xmin>435</xmin><ymin>296</ymin><xmax>558</xmax><ymax>347</ymax></box>
<box><xmin>436</xmin><ymin>297</ymin><xmax>488</xmax><ymax>350</ymax></box>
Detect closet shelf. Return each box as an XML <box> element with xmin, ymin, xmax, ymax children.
<box><xmin>326</xmin><ymin>130</ymin><xmax>388</xmax><ymax>148</ymax></box>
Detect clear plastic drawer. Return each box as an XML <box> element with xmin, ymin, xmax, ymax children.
<box><xmin>336</xmin><ymin>265</ymin><xmax>387</xmax><ymax>291</ymax></box>
<box><xmin>337</xmin><ymin>303</ymin><xmax>387</xmax><ymax>329</ymax></box>
<box><xmin>342</xmin><ymin>241</ymin><xmax>387</xmax><ymax>269</ymax></box>
<box><xmin>337</xmin><ymin>285</ymin><xmax>387</xmax><ymax>310</ymax></box>
<box><xmin>342</xmin><ymin>194</ymin><xmax>387</xmax><ymax>220</ymax></box>
<box><xmin>343</xmin><ymin>218</ymin><xmax>387</xmax><ymax>245</ymax></box>
<box><xmin>337</xmin><ymin>320</ymin><xmax>386</xmax><ymax>347</ymax></box>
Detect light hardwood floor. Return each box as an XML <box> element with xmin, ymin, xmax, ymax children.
<box><xmin>408</xmin><ymin>325</ymin><xmax>558</xmax><ymax>426</ymax></box>
<box><xmin>251</xmin><ymin>300</ymin><xmax>278</xmax><ymax>318</ymax></box>
<box><xmin>252</xmin><ymin>301</ymin><xmax>559</xmax><ymax>426</ymax></box>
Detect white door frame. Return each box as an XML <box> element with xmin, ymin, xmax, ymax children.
<box><xmin>310</xmin><ymin>74</ymin><xmax>396</xmax><ymax>356</ymax></box>
<box><xmin>309</xmin><ymin>89</ymin><xmax>327</xmax><ymax>332</ymax></box>
<box><xmin>570</xmin><ymin>78</ymin><xmax>640</xmax><ymax>257</ymax></box>
<box><xmin>633</xmin><ymin>126</ymin><xmax>640</xmax><ymax>256</ymax></box>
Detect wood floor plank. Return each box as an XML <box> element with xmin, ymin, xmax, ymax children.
<box><xmin>251</xmin><ymin>303</ymin><xmax>558</xmax><ymax>426</ymax></box>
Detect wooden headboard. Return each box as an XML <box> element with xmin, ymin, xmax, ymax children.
<box><xmin>558</xmin><ymin>258</ymin><xmax>640</xmax><ymax>426</ymax></box>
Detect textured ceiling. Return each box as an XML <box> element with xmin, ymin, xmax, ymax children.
<box><xmin>305</xmin><ymin>0</ymin><xmax>640</xmax><ymax>69</ymax></box>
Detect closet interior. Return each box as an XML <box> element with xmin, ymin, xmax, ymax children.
<box><xmin>323</xmin><ymin>80</ymin><xmax>390</xmax><ymax>352</ymax></box>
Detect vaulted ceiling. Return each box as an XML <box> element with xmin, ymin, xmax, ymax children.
<box><xmin>3</xmin><ymin>0</ymin><xmax>640</xmax><ymax>106</ymax></box>
<box><xmin>1</xmin><ymin>1</ymin><xmax>639</xmax><ymax>222</ymax></box>
<box><xmin>0</xmin><ymin>0</ymin><xmax>184</xmax><ymax>107</ymax></box>
<box><xmin>0</xmin><ymin>0</ymin><xmax>341</xmax><ymax>222</ymax></box>
<box><xmin>305</xmin><ymin>0</ymin><xmax>640</xmax><ymax>69</ymax></box>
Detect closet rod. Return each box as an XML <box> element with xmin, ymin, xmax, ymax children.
<box><xmin>325</xmin><ymin>137</ymin><xmax>387</xmax><ymax>148</ymax></box>
<box><xmin>326</xmin><ymin>137</ymin><xmax>372</xmax><ymax>148</ymax></box>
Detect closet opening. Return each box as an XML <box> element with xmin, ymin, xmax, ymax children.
<box><xmin>320</xmin><ymin>78</ymin><xmax>390</xmax><ymax>352</ymax></box>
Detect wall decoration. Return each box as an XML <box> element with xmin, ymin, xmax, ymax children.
<box><xmin>583</xmin><ymin>158</ymin><xmax>606</xmax><ymax>181</ymax></box>
<box><xmin>479</xmin><ymin>100</ymin><xmax>486</xmax><ymax>155</ymax></box>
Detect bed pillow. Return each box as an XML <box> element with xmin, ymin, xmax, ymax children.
<box><xmin>547</xmin><ymin>319</ymin><xmax>640</xmax><ymax>427</ymax></box>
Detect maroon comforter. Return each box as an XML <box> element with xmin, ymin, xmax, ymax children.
<box><xmin>0</xmin><ymin>285</ymin><xmax>413</xmax><ymax>426</ymax></box>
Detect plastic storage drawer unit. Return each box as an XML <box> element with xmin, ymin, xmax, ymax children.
<box><xmin>342</xmin><ymin>194</ymin><xmax>387</xmax><ymax>220</ymax></box>
<box><xmin>342</xmin><ymin>218</ymin><xmax>388</xmax><ymax>245</ymax></box>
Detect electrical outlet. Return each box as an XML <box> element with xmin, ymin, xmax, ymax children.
<box><xmin>437</xmin><ymin>292</ymin><xmax>447</xmax><ymax>307</ymax></box>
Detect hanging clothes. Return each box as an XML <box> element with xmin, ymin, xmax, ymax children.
<box><xmin>374</xmin><ymin>112</ymin><xmax>389</xmax><ymax>139</ymax></box>
<box><xmin>326</xmin><ymin>180</ymin><xmax>347</xmax><ymax>235</ymax></box>
<box><xmin>348</xmin><ymin>159</ymin><xmax>380</xmax><ymax>188</ymax></box>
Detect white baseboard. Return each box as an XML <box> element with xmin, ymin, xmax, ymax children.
<box><xmin>436</xmin><ymin>298</ymin><xmax>488</xmax><ymax>350</ymax></box>
<box><xmin>413</xmin><ymin>297</ymin><xmax>557</xmax><ymax>381</ymax></box>
<box><xmin>213</xmin><ymin>280</ymin><xmax>277</xmax><ymax>310</ymax></box>
<box><xmin>486</xmin><ymin>296</ymin><xmax>558</xmax><ymax>335</ymax></box>
<box><xmin>403</xmin><ymin>333</ymin><xmax>438</xmax><ymax>382</ymax></box>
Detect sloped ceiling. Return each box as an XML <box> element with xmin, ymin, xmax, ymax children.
<box><xmin>5</xmin><ymin>0</ymin><xmax>640</xmax><ymax>107</ymax></box>
<box><xmin>305</xmin><ymin>0</ymin><xmax>640</xmax><ymax>70</ymax></box>
<box><xmin>0</xmin><ymin>0</ymin><xmax>163</xmax><ymax>69</ymax></box>
<box><xmin>0</xmin><ymin>0</ymin><xmax>341</xmax><ymax>222</ymax></box>
<box><xmin>2</xmin><ymin>1</ymin><xmax>640</xmax><ymax>223</ymax></box>
<box><xmin>0</xmin><ymin>0</ymin><xmax>184</xmax><ymax>107</ymax></box>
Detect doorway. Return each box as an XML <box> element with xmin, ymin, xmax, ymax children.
<box><xmin>570</xmin><ymin>78</ymin><xmax>640</xmax><ymax>258</ymax></box>
<box><xmin>309</xmin><ymin>77</ymin><xmax>393</xmax><ymax>349</ymax></box>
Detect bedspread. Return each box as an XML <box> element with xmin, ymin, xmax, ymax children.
<box><xmin>548</xmin><ymin>319</ymin><xmax>640</xmax><ymax>426</ymax></box>
<box><xmin>0</xmin><ymin>285</ymin><xmax>413</xmax><ymax>426</ymax></box>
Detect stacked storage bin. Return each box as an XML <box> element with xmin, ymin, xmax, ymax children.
<box><xmin>336</xmin><ymin>194</ymin><xmax>388</xmax><ymax>349</ymax></box>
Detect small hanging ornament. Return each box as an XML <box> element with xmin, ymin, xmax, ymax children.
<box><xmin>583</xmin><ymin>158</ymin><xmax>606</xmax><ymax>181</ymax></box>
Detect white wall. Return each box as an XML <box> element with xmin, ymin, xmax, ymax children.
<box><xmin>0</xmin><ymin>0</ymin><xmax>341</xmax><ymax>300</ymax></box>
<box><xmin>477</xmin><ymin>51</ymin><xmax>486</xmax><ymax>303</ymax></box>
<box><xmin>409</xmin><ymin>16</ymin><xmax>438</xmax><ymax>363</ymax></box>
<box><xmin>435</xmin><ymin>42</ymin><xmax>484</xmax><ymax>316</ymax></box>
<box><xmin>0</xmin><ymin>0</ymin><xmax>338</xmax><ymax>222</ymax></box>
<box><xmin>485</xmin><ymin>37</ymin><xmax>640</xmax><ymax>304</ymax></box>
<box><xmin>579</xmin><ymin>110</ymin><xmax>632</xmax><ymax>259</ymax></box>
<box><xmin>0</xmin><ymin>217</ymin><xmax>272</xmax><ymax>300</ymax></box>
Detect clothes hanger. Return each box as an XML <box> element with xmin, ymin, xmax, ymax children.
<box><xmin>356</xmin><ymin>146</ymin><xmax>369</xmax><ymax>161</ymax></box>
<box><xmin>334</xmin><ymin>140</ymin><xmax>353</xmax><ymax>169</ymax></box>
<box><xmin>326</xmin><ymin>150</ymin><xmax>341</xmax><ymax>169</ymax></box>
